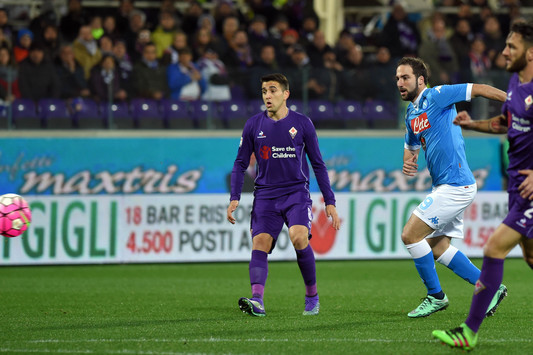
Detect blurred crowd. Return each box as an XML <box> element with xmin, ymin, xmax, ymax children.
<box><xmin>0</xmin><ymin>0</ymin><xmax>527</xmax><ymax>115</ymax></box>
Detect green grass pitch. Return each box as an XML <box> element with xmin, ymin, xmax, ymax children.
<box><xmin>0</xmin><ymin>259</ymin><xmax>531</xmax><ymax>354</ymax></box>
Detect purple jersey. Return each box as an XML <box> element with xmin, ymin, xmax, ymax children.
<box><xmin>230</xmin><ymin>109</ymin><xmax>335</xmax><ymax>205</ymax></box>
<box><xmin>502</xmin><ymin>73</ymin><xmax>533</xmax><ymax>193</ymax></box>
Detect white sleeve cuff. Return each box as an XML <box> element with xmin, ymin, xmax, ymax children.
<box><xmin>466</xmin><ymin>83</ymin><xmax>473</xmax><ymax>102</ymax></box>
<box><xmin>404</xmin><ymin>142</ymin><xmax>421</xmax><ymax>150</ymax></box>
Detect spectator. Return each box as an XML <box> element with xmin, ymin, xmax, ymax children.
<box><xmin>334</xmin><ymin>29</ymin><xmax>356</xmax><ymax>65</ymax></box>
<box><xmin>197</xmin><ymin>13</ymin><xmax>216</xmax><ymax>34</ymax></box>
<box><xmin>131</xmin><ymin>28</ymin><xmax>152</xmax><ymax>64</ymax></box>
<box><xmin>218</xmin><ymin>16</ymin><xmax>240</xmax><ymax>59</ymax></box>
<box><xmin>123</xmin><ymin>9</ymin><xmax>147</xmax><ymax>58</ymax></box>
<box><xmin>213</xmin><ymin>0</ymin><xmax>244</xmax><ymax>36</ymax></box>
<box><xmin>131</xmin><ymin>42</ymin><xmax>167</xmax><ymax>100</ymax></box>
<box><xmin>99</xmin><ymin>35</ymin><xmax>114</xmax><ymax>56</ymax></box>
<box><xmin>18</xmin><ymin>42</ymin><xmax>60</xmax><ymax>100</ymax></box>
<box><xmin>225</xmin><ymin>30</ymin><xmax>254</xmax><ymax>69</ymax></box>
<box><xmin>0</xmin><ymin>8</ymin><xmax>13</xmax><ymax>48</ymax></box>
<box><xmin>307</xmin><ymin>30</ymin><xmax>332</xmax><ymax>68</ymax></box>
<box><xmin>247</xmin><ymin>15</ymin><xmax>271</xmax><ymax>62</ymax></box>
<box><xmin>90</xmin><ymin>16</ymin><xmax>104</xmax><ymax>41</ymax></box>
<box><xmin>248</xmin><ymin>44</ymin><xmax>279</xmax><ymax>98</ymax></box>
<box><xmin>115</xmin><ymin>0</ymin><xmax>136</xmax><ymax>35</ymax></box>
<box><xmin>181</xmin><ymin>0</ymin><xmax>204</xmax><ymax>35</ymax></box>
<box><xmin>300</xmin><ymin>14</ymin><xmax>319</xmax><ymax>47</ymax></box>
<box><xmin>59</xmin><ymin>0</ymin><xmax>89</xmax><ymax>43</ymax></box>
<box><xmin>55</xmin><ymin>44</ymin><xmax>90</xmax><ymax>100</ymax></box>
<box><xmin>152</xmin><ymin>11</ymin><xmax>179</xmax><ymax>58</ymax></box>
<box><xmin>162</xmin><ymin>31</ymin><xmax>188</xmax><ymax>65</ymax></box>
<box><xmin>167</xmin><ymin>47</ymin><xmax>206</xmax><ymax>101</ymax></box>
<box><xmin>340</xmin><ymin>44</ymin><xmax>372</xmax><ymax>101</ymax></box>
<box><xmin>103</xmin><ymin>15</ymin><xmax>120</xmax><ymax>42</ymax></box>
<box><xmin>368</xmin><ymin>46</ymin><xmax>396</xmax><ymax>103</ymax></box>
<box><xmin>482</xmin><ymin>15</ymin><xmax>506</xmax><ymax>63</ymax></box>
<box><xmin>418</xmin><ymin>15</ymin><xmax>459</xmax><ymax>85</ymax></box>
<box><xmin>89</xmin><ymin>54</ymin><xmax>128</xmax><ymax>102</ymax></box>
<box><xmin>269</xmin><ymin>15</ymin><xmax>289</xmax><ymax>41</ymax></box>
<box><xmin>14</xmin><ymin>29</ymin><xmax>33</xmax><ymax>64</ymax></box>
<box><xmin>279</xmin><ymin>28</ymin><xmax>299</xmax><ymax>65</ymax></box>
<box><xmin>42</xmin><ymin>24</ymin><xmax>61</xmax><ymax>62</ymax></box>
<box><xmin>0</xmin><ymin>45</ymin><xmax>20</xmax><ymax>102</ymax></box>
<box><xmin>321</xmin><ymin>49</ymin><xmax>343</xmax><ymax>101</ymax></box>
<box><xmin>192</xmin><ymin>27</ymin><xmax>218</xmax><ymax>62</ymax></box>
<box><xmin>197</xmin><ymin>46</ymin><xmax>230</xmax><ymax>101</ymax></box>
<box><xmin>112</xmin><ymin>40</ymin><xmax>133</xmax><ymax>92</ymax></box>
<box><xmin>284</xmin><ymin>44</ymin><xmax>330</xmax><ymax>100</ymax></box>
<box><xmin>468</xmin><ymin>35</ymin><xmax>492</xmax><ymax>118</ymax></box>
<box><xmin>450</xmin><ymin>18</ymin><xmax>474</xmax><ymax>82</ymax></box>
<box><xmin>73</xmin><ymin>25</ymin><xmax>103</xmax><ymax>79</ymax></box>
<box><xmin>378</xmin><ymin>3</ymin><xmax>420</xmax><ymax>59</ymax></box>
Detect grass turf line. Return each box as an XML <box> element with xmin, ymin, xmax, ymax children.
<box><xmin>0</xmin><ymin>259</ymin><xmax>531</xmax><ymax>354</ymax></box>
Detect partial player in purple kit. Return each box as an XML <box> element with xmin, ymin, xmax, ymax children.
<box><xmin>227</xmin><ymin>73</ymin><xmax>340</xmax><ymax>317</ymax></box>
<box><xmin>433</xmin><ymin>21</ymin><xmax>533</xmax><ymax>351</ymax></box>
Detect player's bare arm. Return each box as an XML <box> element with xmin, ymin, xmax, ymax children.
<box><xmin>402</xmin><ymin>148</ymin><xmax>419</xmax><ymax>176</ymax></box>
<box><xmin>227</xmin><ymin>200</ymin><xmax>239</xmax><ymax>224</ymax></box>
<box><xmin>453</xmin><ymin>111</ymin><xmax>508</xmax><ymax>134</ymax></box>
<box><xmin>518</xmin><ymin>169</ymin><xmax>533</xmax><ymax>200</ymax></box>
<box><xmin>325</xmin><ymin>205</ymin><xmax>341</xmax><ymax>230</ymax></box>
<box><xmin>471</xmin><ymin>83</ymin><xmax>507</xmax><ymax>102</ymax></box>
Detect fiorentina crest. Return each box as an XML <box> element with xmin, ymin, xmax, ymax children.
<box><xmin>474</xmin><ymin>280</ymin><xmax>486</xmax><ymax>295</ymax></box>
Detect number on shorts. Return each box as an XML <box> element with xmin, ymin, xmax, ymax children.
<box><xmin>419</xmin><ymin>197</ymin><xmax>433</xmax><ymax>211</ymax></box>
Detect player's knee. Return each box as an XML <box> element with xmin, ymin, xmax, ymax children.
<box><xmin>401</xmin><ymin>229</ymin><xmax>415</xmax><ymax>245</ymax></box>
<box><xmin>290</xmin><ymin>234</ymin><xmax>308</xmax><ymax>249</ymax></box>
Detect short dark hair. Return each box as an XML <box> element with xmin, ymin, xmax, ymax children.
<box><xmin>510</xmin><ymin>21</ymin><xmax>533</xmax><ymax>47</ymax></box>
<box><xmin>397</xmin><ymin>57</ymin><xmax>428</xmax><ymax>85</ymax></box>
<box><xmin>261</xmin><ymin>73</ymin><xmax>289</xmax><ymax>91</ymax></box>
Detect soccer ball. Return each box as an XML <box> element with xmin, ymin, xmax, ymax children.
<box><xmin>0</xmin><ymin>194</ymin><xmax>32</xmax><ymax>238</ymax></box>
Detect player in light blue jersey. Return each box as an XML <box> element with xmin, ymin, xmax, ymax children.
<box><xmin>396</xmin><ymin>57</ymin><xmax>508</xmax><ymax>318</ymax></box>
<box><xmin>433</xmin><ymin>21</ymin><xmax>533</xmax><ymax>351</ymax></box>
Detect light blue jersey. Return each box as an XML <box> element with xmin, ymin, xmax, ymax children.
<box><xmin>404</xmin><ymin>84</ymin><xmax>476</xmax><ymax>187</ymax></box>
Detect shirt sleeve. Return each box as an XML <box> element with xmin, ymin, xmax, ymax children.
<box><xmin>431</xmin><ymin>84</ymin><xmax>471</xmax><ymax>108</ymax></box>
<box><xmin>230</xmin><ymin>120</ymin><xmax>254</xmax><ymax>201</ymax></box>
<box><xmin>404</xmin><ymin>126</ymin><xmax>420</xmax><ymax>150</ymax></box>
<box><xmin>303</xmin><ymin>118</ymin><xmax>336</xmax><ymax>206</ymax></box>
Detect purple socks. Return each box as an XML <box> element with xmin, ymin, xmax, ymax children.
<box><xmin>296</xmin><ymin>244</ymin><xmax>318</xmax><ymax>297</ymax></box>
<box><xmin>249</xmin><ymin>250</ymin><xmax>268</xmax><ymax>299</ymax></box>
<box><xmin>465</xmin><ymin>256</ymin><xmax>504</xmax><ymax>333</ymax></box>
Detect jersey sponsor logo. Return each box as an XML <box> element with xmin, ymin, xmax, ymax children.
<box><xmin>257</xmin><ymin>131</ymin><xmax>266</xmax><ymax>139</ymax></box>
<box><xmin>289</xmin><ymin>126</ymin><xmax>297</xmax><ymax>139</ymax></box>
<box><xmin>259</xmin><ymin>145</ymin><xmax>271</xmax><ymax>160</ymax></box>
<box><xmin>411</xmin><ymin>112</ymin><xmax>431</xmax><ymax>134</ymax></box>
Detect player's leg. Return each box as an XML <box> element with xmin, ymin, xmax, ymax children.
<box><xmin>239</xmin><ymin>199</ymin><xmax>283</xmax><ymax>317</ymax></box>
<box><xmin>519</xmin><ymin>237</ymin><xmax>533</xmax><ymax>269</ymax></box>
<box><xmin>285</xmin><ymin>192</ymin><xmax>319</xmax><ymax>315</ymax></box>
<box><xmin>402</xmin><ymin>213</ymin><xmax>448</xmax><ymax>318</ymax></box>
<box><xmin>432</xmin><ymin>224</ymin><xmax>522</xmax><ymax>349</ymax></box>
<box><xmin>432</xmin><ymin>236</ymin><xmax>481</xmax><ymax>285</ymax></box>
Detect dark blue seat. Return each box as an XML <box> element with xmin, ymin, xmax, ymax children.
<box><xmin>247</xmin><ymin>99</ymin><xmax>266</xmax><ymax>116</ymax></box>
<box><xmin>160</xmin><ymin>99</ymin><xmax>193</xmax><ymax>129</ymax></box>
<box><xmin>72</xmin><ymin>98</ymin><xmax>104</xmax><ymax>129</ymax></box>
<box><xmin>131</xmin><ymin>98</ymin><xmax>164</xmax><ymax>129</ymax></box>
<box><xmin>217</xmin><ymin>99</ymin><xmax>248</xmax><ymax>129</ymax></box>
<box><xmin>336</xmin><ymin>100</ymin><xmax>365</xmax><ymax>129</ymax></box>
<box><xmin>230</xmin><ymin>85</ymin><xmax>246</xmax><ymax>100</ymax></box>
<box><xmin>189</xmin><ymin>100</ymin><xmax>219</xmax><ymax>128</ymax></box>
<box><xmin>102</xmin><ymin>101</ymin><xmax>133</xmax><ymax>129</ymax></box>
<box><xmin>364</xmin><ymin>100</ymin><xmax>398</xmax><ymax>129</ymax></box>
<box><xmin>287</xmin><ymin>99</ymin><xmax>305</xmax><ymax>115</ymax></box>
<box><xmin>12</xmin><ymin>98</ymin><xmax>40</xmax><ymax>129</ymax></box>
<box><xmin>39</xmin><ymin>99</ymin><xmax>72</xmax><ymax>129</ymax></box>
<box><xmin>308</xmin><ymin>100</ymin><xmax>340</xmax><ymax>129</ymax></box>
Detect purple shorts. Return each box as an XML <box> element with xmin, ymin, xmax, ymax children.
<box><xmin>502</xmin><ymin>192</ymin><xmax>533</xmax><ymax>239</ymax></box>
<box><xmin>251</xmin><ymin>191</ymin><xmax>313</xmax><ymax>251</ymax></box>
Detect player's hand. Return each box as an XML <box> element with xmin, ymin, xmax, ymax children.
<box><xmin>518</xmin><ymin>169</ymin><xmax>533</xmax><ymax>200</ymax></box>
<box><xmin>453</xmin><ymin>111</ymin><xmax>474</xmax><ymax>128</ymax></box>
<box><xmin>402</xmin><ymin>154</ymin><xmax>418</xmax><ymax>176</ymax></box>
<box><xmin>227</xmin><ymin>200</ymin><xmax>239</xmax><ymax>224</ymax></box>
<box><xmin>325</xmin><ymin>205</ymin><xmax>341</xmax><ymax>230</ymax></box>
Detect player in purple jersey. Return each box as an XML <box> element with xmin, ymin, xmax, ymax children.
<box><xmin>433</xmin><ymin>21</ymin><xmax>533</xmax><ymax>350</ymax></box>
<box><xmin>396</xmin><ymin>57</ymin><xmax>508</xmax><ymax>319</ymax></box>
<box><xmin>226</xmin><ymin>73</ymin><xmax>340</xmax><ymax>317</ymax></box>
